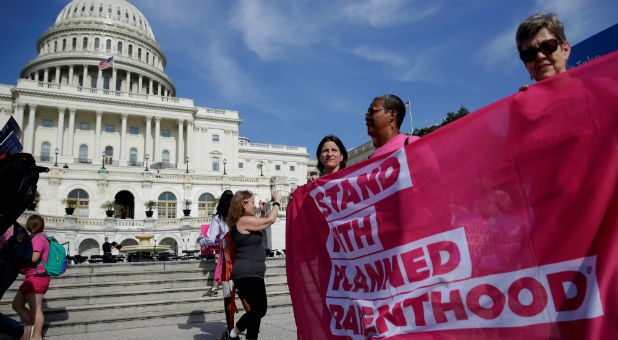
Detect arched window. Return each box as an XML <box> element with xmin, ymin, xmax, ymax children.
<box><xmin>62</xmin><ymin>39</ymin><xmax>67</xmax><ymax>51</ymax></box>
<box><xmin>128</xmin><ymin>44</ymin><xmax>132</xmax><ymax>57</ymax></box>
<box><xmin>106</xmin><ymin>39</ymin><xmax>111</xmax><ymax>52</ymax></box>
<box><xmin>138</xmin><ymin>48</ymin><xmax>141</xmax><ymax>59</ymax></box>
<box><xmin>117</xmin><ymin>41</ymin><xmax>122</xmax><ymax>53</ymax></box>
<box><xmin>94</xmin><ymin>37</ymin><xmax>99</xmax><ymax>49</ymax></box>
<box><xmin>68</xmin><ymin>189</ymin><xmax>89</xmax><ymax>217</ymax></box>
<box><xmin>82</xmin><ymin>37</ymin><xmax>88</xmax><ymax>49</ymax></box>
<box><xmin>157</xmin><ymin>192</ymin><xmax>176</xmax><ymax>218</ymax></box>
<box><xmin>162</xmin><ymin>150</ymin><xmax>170</xmax><ymax>162</ymax></box>
<box><xmin>129</xmin><ymin>148</ymin><xmax>137</xmax><ymax>166</ymax></box>
<box><xmin>79</xmin><ymin>144</ymin><xmax>88</xmax><ymax>163</ymax></box>
<box><xmin>41</xmin><ymin>142</ymin><xmax>51</xmax><ymax>161</ymax></box>
<box><xmin>104</xmin><ymin>146</ymin><xmax>113</xmax><ymax>165</ymax></box>
<box><xmin>198</xmin><ymin>193</ymin><xmax>215</xmax><ymax>217</ymax></box>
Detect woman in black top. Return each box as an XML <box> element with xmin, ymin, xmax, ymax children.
<box><xmin>225</xmin><ymin>190</ymin><xmax>280</xmax><ymax>340</ymax></box>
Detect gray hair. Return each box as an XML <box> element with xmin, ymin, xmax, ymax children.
<box><xmin>375</xmin><ymin>94</ymin><xmax>405</xmax><ymax>129</ymax></box>
<box><xmin>516</xmin><ymin>13</ymin><xmax>567</xmax><ymax>50</ymax></box>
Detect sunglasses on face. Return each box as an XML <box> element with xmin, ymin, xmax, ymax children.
<box><xmin>519</xmin><ymin>38</ymin><xmax>563</xmax><ymax>63</ymax></box>
<box><xmin>365</xmin><ymin>108</ymin><xmax>389</xmax><ymax>117</ymax></box>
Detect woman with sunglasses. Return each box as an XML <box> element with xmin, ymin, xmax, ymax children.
<box><xmin>224</xmin><ymin>189</ymin><xmax>280</xmax><ymax>340</ymax></box>
<box><xmin>365</xmin><ymin>94</ymin><xmax>419</xmax><ymax>159</ymax></box>
<box><xmin>516</xmin><ymin>13</ymin><xmax>571</xmax><ymax>83</ymax></box>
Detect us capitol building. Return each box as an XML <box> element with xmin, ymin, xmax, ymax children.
<box><xmin>0</xmin><ymin>0</ymin><xmax>313</xmax><ymax>257</ymax></box>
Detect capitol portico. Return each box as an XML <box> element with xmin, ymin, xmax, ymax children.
<box><xmin>0</xmin><ymin>0</ymin><xmax>313</xmax><ymax>257</ymax></box>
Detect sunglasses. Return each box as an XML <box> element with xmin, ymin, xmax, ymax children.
<box><xmin>519</xmin><ymin>39</ymin><xmax>563</xmax><ymax>63</ymax></box>
<box><xmin>365</xmin><ymin>108</ymin><xmax>390</xmax><ymax>117</ymax></box>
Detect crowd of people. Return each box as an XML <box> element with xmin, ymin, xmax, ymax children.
<box><xmin>0</xmin><ymin>12</ymin><xmax>577</xmax><ymax>340</ymax></box>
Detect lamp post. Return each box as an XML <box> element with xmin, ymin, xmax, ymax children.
<box><xmin>223</xmin><ymin>158</ymin><xmax>227</xmax><ymax>175</ymax></box>
<box><xmin>258</xmin><ymin>162</ymin><xmax>264</xmax><ymax>177</ymax></box>
<box><xmin>185</xmin><ymin>156</ymin><xmax>189</xmax><ymax>173</ymax></box>
<box><xmin>144</xmin><ymin>153</ymin><xmax>149</xmax><ymax>171</ymax></box>
<box><xmin>54</xmin><ymin>148</ymin><xmax>59</xmax><ymax>167</ymax></box>
<box><xmin>101</xmin><ymin>151</ymin><xmax>106</xmax><ymax>170</ymax></box>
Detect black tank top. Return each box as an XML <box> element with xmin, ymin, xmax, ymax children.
<box><xmin>231</xmin><ymin>227</ymin><xmax>266</xmax><ymax>280</ymax></box>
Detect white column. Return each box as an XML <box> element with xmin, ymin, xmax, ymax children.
<box><xmin>25</xmin><ymin>105</ymin><xmax>37</xmax><ymax>153</ymax></box>
<box><xmin>157</xmin><ymin>83</ymin><xmax>161</xmax><ymax>96</ymax></box>
<box><xmin>97</xmin><ymin>68</ymin><xmax>103</xmax><ymax>89</ymax></box>
<box><xmin>145</xmin><ymin>115</ymin><xmax>152</xmax><ymax>159</ymax></box>
<box><xmin>43</xmin><ymin>69</ymin><xmax>49</xmax><ymax>83</ymax></box>
<box><xmin>187</xmin><ymin>120</ymin><xmax>194</xmax><ymax>169</ymax></box>
<box><xmin>138</xmin><ymin>75</ymin><xmax>143</xmax><ymax>94</ymax></box>
<box><xmin>95</xmin><ymin>110</ymin><xmax>103</xmax><ymax>163</ymax></box>
<box><xmin>67</xmin><ymin>108</ymin><xmax>76</xmax><ymax>157</ymax></box>
<box><xmin>14</xmin><ymin>103</ymin><xmax>25</xmax><ymax>131</ymax></box>
<box><xmin>112</xmin><ymin>68</ymin><xmax>117</xmax><ymax>91</ymax></box>
<box><xmin>163</xmin><ymin>88</ymin><xmax>167</xmax><ymax>97</ymax></box>
<box><xmin>148</xmin><ymin>79</ymin><xmax>153</xmax><ymax>95</ymax></box>
<box><xmin>153</xmin><ymin>116</ymin><xmax>161</xmax><ymax>162</ymax></box>
<box><xmin>120</xmin><ymin>113</ymin><xmax>128</xmax><ymax>165</ymax></box>
<box><xmin>177</xmin><ymin>119</ymin><xmax>184</xmax><ymax>167</ymax></box>
<box><xmin>55</xmin><ymin>67</ymin><xmax>61</xmax><ymax>84</ymax></box>
<box><xmin>34</xmin><ymin>71</ymin><xmax>39</xmax><ymax>81</ymax></box>
<box><xmin>82</xmin><ymin>66</ymin><xmax>88</xmax><ymax>87</ymax></box>
<box><xmin>68</xmin><ymin>66</ymin><xmax>74</xmax><ymax>85</ymax></box>
<box><xmin>56</xmin><ymin>107</ymin><xmax>65</xmax><ymax>155</ymax></box>
<box><xmin>126</xmin><ymin>71</ymin><xmax>131</xmax><ymax>92</ymax></box>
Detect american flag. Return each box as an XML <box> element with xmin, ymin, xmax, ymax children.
<box><xmin>99</xmin><ymin>57</ymin><xmax>114</xmax><ymax>70</ymax></box>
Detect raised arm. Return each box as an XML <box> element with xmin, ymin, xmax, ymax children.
<box><xmin>237</xmin><ymin>191</ymin><xmax>280</xmax><ymax>233</ymax></box>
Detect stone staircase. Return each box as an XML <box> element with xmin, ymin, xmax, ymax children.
<box><xmin>0</xmin><ymin>258</ymin><xmax>291</xmax><ymax>337</ymax></box>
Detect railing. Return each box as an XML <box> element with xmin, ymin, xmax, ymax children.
<box><xmin>244</xmin><ymin>142</ymin><xmax>307</xmax><ymax>154</ymax></box>
<box><xmin>18</xmin><ymin>79</ymin><xmax>194</xmax><ymax>107</ymax></box>
<box><xmin>17</xmin><ymin>212</ymin><xmax>214</xmax><ymax>229</ymax></box>
<box><xmin>74</xmin><ymin>158</ymin><xmax>93</xmax><ymax>164</ymax></box>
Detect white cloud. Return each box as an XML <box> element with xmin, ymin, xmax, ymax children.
<box><xmin>480</xmin><ymin>27</ymin><xmax>519</xmax><ymax>69</ymax></box>
<box><xmin>347</xmin><ymin>45</ymin><xmax>448</xmax><ymax>84</ymax></box>
<box><xmin>131</xmin><ymin>0</ymin><xmax>209</xmax><ymax>29</ymax></box>
<box><xmin>230</xmin><ymin>1</ymin><xmax>324</xmax><ymax>60</ymax></box>
<box><xmin>342</xmin><ymin>0</ymin><xmax>439</xmax><ymax>27</ymax></box>
<box><xmin>534</xmin><ymin>0</ymin><xmax>617</xmax><ymax>43</ymax></box>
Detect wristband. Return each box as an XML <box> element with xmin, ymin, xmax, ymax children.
<box><xmin>273</xmin><ymin>202</ymin><xmax>281</xmax><ymax>207</ymax></box>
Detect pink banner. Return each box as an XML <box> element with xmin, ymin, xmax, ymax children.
<box><xmin>286</xmin><ymin>52</ymin><xmax>618</xmax><ymax>339</ymax></box>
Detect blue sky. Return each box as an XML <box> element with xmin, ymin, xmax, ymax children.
<box><xmin>0</xmin><ymin>0</ymin><xmax>616</xmax><ymax>154</ymax></box>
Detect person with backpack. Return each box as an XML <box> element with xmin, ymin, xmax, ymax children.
<box><xmin>12</xmin><ymin>215</ymin><xmax>51</xmax><ymax>340</ymax></box>
<box><xmin>199</xmin><ymin>190</ymin><xmax>241</xmax><ymax>340</ymax></box>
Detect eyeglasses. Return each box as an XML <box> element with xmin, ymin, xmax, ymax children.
<box><xmin>519</xmin><ymin>39</ymin><xmax>563</xmax><ymax>63</ymax></box>
<box><xmin>365</xmin><ymin>108</ymin><xmax>390</xmax><ymax>117</ymax></box>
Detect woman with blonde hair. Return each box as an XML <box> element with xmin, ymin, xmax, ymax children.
<box><xmin>224</xmin><ymin>189</ymin><xmax>280</xmax><ymax>340</ymax></box>
<box><xmin>12</xmin><ymin>215</ymin><xmax>50</xmax><ymax>340</ymax></box>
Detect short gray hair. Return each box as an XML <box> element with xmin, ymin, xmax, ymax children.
<box><xmin>516</xmin><ymin>13</ymin><xmax>567</xmax><ymax>50</ymax></box>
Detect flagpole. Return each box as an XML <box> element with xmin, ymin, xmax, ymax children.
<box><xmin>408</xmin><ymin>98</ymin><xmax>414</xmax><ymax>133</ymax></box>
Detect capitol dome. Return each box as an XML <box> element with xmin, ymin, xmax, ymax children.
<box><xmin>54</xmin><ymin>0</ymin><xmax>156</xmax><ymax>41</ymax></box>
<box><xmin>21</xmin><ymin>0</ymin><xmax>175</xmax><ymax>97</ymax></box>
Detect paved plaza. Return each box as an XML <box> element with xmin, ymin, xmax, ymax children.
<box><xmin>45</xmin><ymin>311</ymin><xmax>297</xmax><ymax>340</ymax></box>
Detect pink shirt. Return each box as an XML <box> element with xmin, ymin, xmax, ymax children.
<box><xmin>370</xmin><ymin>134</ymin><xmax>420</xmax><ymax>159</ymax></box>
<box><xmin>23</xmin><ymin>233</ymin><xmax>50</xmax><ymax>277</ymax></box>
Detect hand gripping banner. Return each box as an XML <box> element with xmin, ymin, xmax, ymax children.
<box><xmin>286</xmin><ymin>52</ymin><xmax>618</xmax><ymax>340</ymax></box>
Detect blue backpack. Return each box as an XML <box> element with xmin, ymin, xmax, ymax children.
<box><xmin>36</xmin><ymin>234</ymin><xmax>68</xmax><ymax>276</ymax></box>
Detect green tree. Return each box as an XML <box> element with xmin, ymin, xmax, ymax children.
<box><xmin>413</xmin><ymin>106</ymin><xmax>470</xmax><ymax>137</ymax></box>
